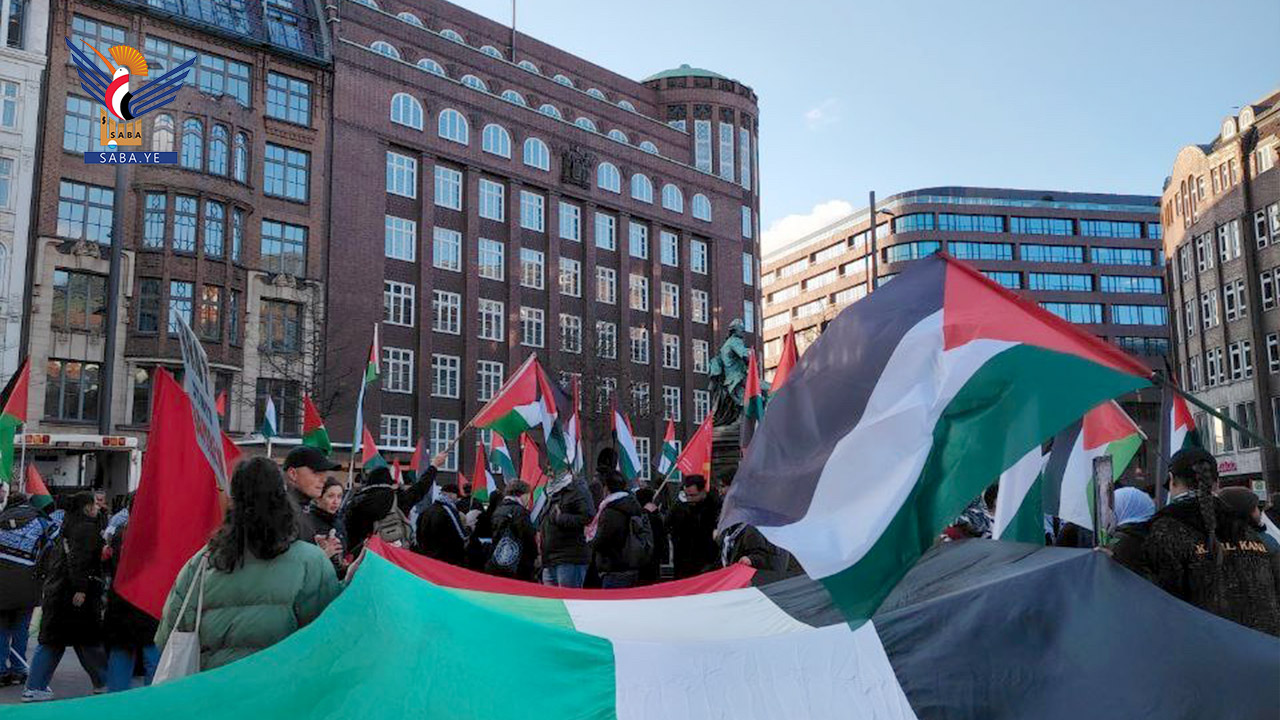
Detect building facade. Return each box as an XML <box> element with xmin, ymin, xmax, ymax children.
<box><xmin>24</xmin><ymin>0</ymin><xmax>331</xmax><ymax>448</ymax></box>
<box><xmin>326</xmin><ymin>0</ymin><xmax>761</xmax><ymax>478</ymax></box>
<box><xmin>761</xmin><ymin>186</ymin><xmax>1167</xmax><ymax>470</ymax></box>
<box><xmin>1162</xmin><ymin>90</ymin><xmax>1280</xmax><ymax>490</ymax></box>
<box><xmin>0</xmin><ymin>0</ymin><xmax>49</xmax><ymax>381</ymax></box>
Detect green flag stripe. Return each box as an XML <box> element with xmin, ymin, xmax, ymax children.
<box><xmin>1004</xmin><ymin>474</ymin><xmax>1047</xmax><ymax>544</ymax></box>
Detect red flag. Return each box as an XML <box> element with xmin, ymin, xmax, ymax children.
<box><xmin>773</xmin><ymin>325</ymin><xmax>799</xmax><ymax>391</ymax></box>
<box><xmin>520</xmin><ymin>434</ymin><xmax>548</xmax><ymax>509</ymax></box>
<box><xmin>214</xmin><ymin>390</ymin><xmax>226</xmax><ymax>416</ymax></box>
<box><xmin>676</xmin><ymin>412</ymin><xmax>714</xmax><ymax>479</ymax></box>
<box><xmin>409</xmin><ymin>437</ymin><xmax>425</xmax><ymax>474</ymax></box>
<box><xmin>115</xmin><ymin>369</ymin><xmax>225</xmax><ymax>619</ymax></box>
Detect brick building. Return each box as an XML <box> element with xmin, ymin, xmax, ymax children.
<box><xmin>1162</xmin><ymin>90</ymin><xmax>1280</xmax><ymax>490</ymax></box>
<box><xmin>761</xmin><ymin>186</ymin><xmax>1168</xmax><ymax>470</ymax></box>
<box><xmin>325</xmin><ymin>0</ymin><xmax>761</xmax><ymax>478</ymax></box>
<box><xmin>25</xmin><ymin>0</ymin><xmax>331</xmax><ymax>449</ymax></box>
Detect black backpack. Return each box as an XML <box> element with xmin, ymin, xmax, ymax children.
<box><xmin>621</xmin><ymin>512</ymin><xmax>655</xmax><ymax>568</ymax></box>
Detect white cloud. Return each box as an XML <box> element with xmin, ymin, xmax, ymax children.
<box><xmin>804</xmin><ymin>98</ymin><xmax>840</xmax><ymax>130</ymax></box>
<box><xmin>761</xmin><ymin>199</ymin><xmax>855</xmax><ymax>257</ymax></box>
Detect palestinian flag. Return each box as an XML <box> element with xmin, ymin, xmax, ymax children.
<box><xmin>656</xmin><ymin>420</ymin><xmax>679</xmax><ymax>479</ymax></box>
<box><xmin>302</xmin><ymin>396</ymin><xmax>332</xmax><ymax>455</ymax></box>
<box><xmin>260</xmin><ymin>397</ymin><xmax>278</xmax><ymax>439</ymax></box>
<box><xmin>719</xmin><ymin>254</ymin><xmax>1152</xmax><ymax>622</ymax></box>
<box><xmin>473</xmin><ymin>355</ymin><xmax>558</xmax><ymax>446</ymax></box>
<box><xmin>1160</xmin><ymin>381</ymin><xmax>1201</xmax><ymax>460</ymax></box>
<box><xmin>489</xmin><ymin>433</ymin><xmax>516</xmax><ymax>478</ymax></box>
<box><xmin>568</xmin><ymin>376</ymin><xmax>583</xmax><ymax>474</ymax></box>
<box><xmin>409</xmin><ymin>437</ymin><xmax>426</xmax><ymax>477</ymax></box>
<box><xmin>473</xmin><ymin>443</ymin><xmax>496</xmax><ymax>503</ymax></box>
<box><xmin>993</xmin><ymin>446</ymin><xmax>1048</xmax><ymax>544</ymax></box>
<box><xmin>457</xmin><ymin>470</ymin><xmax>470</xmax><ymax>497</ymax></box>
<box><xmin>351</xmin><ymin>324</ymin><xmax>382</xmax><ymax>476</ymax></box>
<box><xmin>613</xmin><ymin>408</ymin><xmax>641</xmax><ymax>482</ymax></box>
<box><xmin>34</xmin><ymin>540</ymin><xmax>1277</xmax><ymax>720</ymax></box>
<box><xmin>772</xmin><ymin>325</ymin><xmax>799</xmax><ymax>391</ymax></box>
<box><xmin>0</xmin><ymin>358</ymin><xmax>29</xmax><ymax>483</ymax></box>
<box><xmin>24</xmin><ymin>463</ymin><xmax>53</xmax><ymax>512</ymax></box>
<box><xmin>1047</xmin><ymin>400</ymin><xmax>1144</xmax><ymax>534</ymax></box>
<box><xmin>519</xmin><ymin>434</ymin><xmax>548</xmax><ymax>510</ymax></box>
<box><xmin>361</xmin><ymin>425</ymin><xmax>388</xmax><ymax>472</ymax></box>
<box><xmin>741</xmin><ymin>349</ymin><xmax>765</xmax><ymax>450</ymax></box>
<box><xmin>391</xmin><ymin>459</ymin><xmax>404</xmax><ymax>486</ymax></box>
<box><xmin>675</xmin><ymin>413</ymin><xmax>713</xmax><ymax>479</ymax></box>
<box><xmin>364</xmin><ymin>324</ymin><xmax>381</xmax><ymax>386</ymax></box>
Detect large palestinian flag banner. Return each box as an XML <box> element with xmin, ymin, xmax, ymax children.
<box><xmin>719</xmin><ymin>254</ymin><xmax>1153</xmax><ymax>622</ymax></box>
<box><xmin>16</xmin><ymin>539</ymin><xmax>1276</xmax><ymax>720</ymax></box>
<box><xmin>1045</xmin><ymin>400</ymin><xmax>1144</xmax><ymax>533</ymax></box>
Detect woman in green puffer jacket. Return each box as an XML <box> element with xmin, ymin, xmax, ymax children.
<box><xmin>155</xmin><ymin>457</ymin><xmax>341</xmax><ymax>671</ymax></box>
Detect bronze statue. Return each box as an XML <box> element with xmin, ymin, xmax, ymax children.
<box><xmin>707</xmin><ymin>319</ymin><xmax>753</xmax><ymax>426</ymax></box>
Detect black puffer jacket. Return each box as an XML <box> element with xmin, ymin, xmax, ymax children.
<box><xmin>413</xmin><ymin>499</ymin><xmax>468</xmax><ymax>566</ymax></box>
<box><xmin>289</xmin><ymin>486</ymin><xmax>327</xmax><ymax>542</ymax></box>
<box><xmin>667</xmin><ymin>493</ymin><xmax>722</xmax><ymax>579</ymax></box>
<box><xmin>343</xmin><ymin>467</ymin><xmax>436</xmax><ymax>556</ymax></box>
<box><xmin>538</xmin><ymin>480</ymin><xmax>593</xmax><ymax>567</ymax></box>
<box><xmin>487</xmin><ymin>497</ymin><xmax>537</xmax><ymax>581</ymax></box>
<box><xmin>1107</xmin><ymin>521</ymin><xmax>1151</xmax><ymax>579</ymax></box>
<box><xmin>593</xmin><ymin>494</ymin><xmax>644</xmax><ymax>574</ymax></box>
<box><xmin>1143</xmin><ymin>495</ymin><xmax>1280</xmax><ymax>636</ymax></box>
<box><xmin>39</xmin><ymin>510</ymin><xmax>105</xmax><ymax>646</ymax></box>
<box><xmin>0</xmin><ymin>502</ymin><xmax>55</xmax><ymax>611</ymax></box>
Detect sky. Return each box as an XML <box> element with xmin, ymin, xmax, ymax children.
<box><xmin>450</xmin><ymin>0</ymin><xmax>1280</xmax><ymax>254</ymax></box>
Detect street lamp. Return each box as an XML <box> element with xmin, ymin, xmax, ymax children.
<box><xmin>867</xmin><ymin>191</ymin><xmax>896</xmax><ymax>292</ymax></box>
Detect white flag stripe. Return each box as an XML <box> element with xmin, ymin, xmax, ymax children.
<box><xmin>993</xmin><ymin>447</ymin><xmax>1046</xmax><ymax>539</ymax></box>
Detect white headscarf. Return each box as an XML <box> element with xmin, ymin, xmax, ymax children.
<box><xmin>1114</xmin><ymin>487</ymin><xmax>1155</xmax><ymax>526</ymax></box>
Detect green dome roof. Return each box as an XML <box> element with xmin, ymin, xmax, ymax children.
<box><xmin>644</xmin><ymin>63</ymin><xmax>728</xmax><ymax>82</ymax></box>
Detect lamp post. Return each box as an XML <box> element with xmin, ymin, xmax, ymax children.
<box><xmin>866</xmin><ymin>190</ymin><xmax>895</xmax><ymax>293</ymax></box>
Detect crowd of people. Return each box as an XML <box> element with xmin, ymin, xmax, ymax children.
<box><xmin>1</xmin><ymin>442</ymin><xmax>1276</xmax><ymax>703</ymax></box>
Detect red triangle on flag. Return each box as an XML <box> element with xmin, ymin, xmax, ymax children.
<box><xmin>773</xmin><ymin>326</ymin><xmax>799</xmax><ymax>391</ymax></box>
<box><xmin>214</xmin><ymin>390</ymin><xmax>227</xmax><ymax>417</ymax></box>
<box><xmin>24</xmin><ymin>463</ymin><xmax>51</xmax><ymax>500</ymax></box>
<box><xmin>1</xmin><ymin>357</ymin><xmax>30</xmax><ymax>422</ymax></box>
<box><xmin>409</xmin><ymin>437</ymin><xmax>425</xmax><ymax>474</ymax></box>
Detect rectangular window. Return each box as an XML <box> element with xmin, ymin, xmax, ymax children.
<box><xmin>1235</xmin><ymin>402</ymin><xmax>1258</xmax><ymax>451</ymax></box>
<box><xmin>1111</xmin><ymin>304</ymin><xmax>1168</xmax><ymax>326</ymax></box>
<box><xmin>380</xmin><ymin>415</ymin><xmax>413</xmax><ymax>449</ymax></box>
<box><xmin>478</xmin><ymin>298</ymin><xmax>505</xmax><ymax>341</ymax></box>
<box><xmin>430</xmin><ymin>419</ymin><xmax>459</xmax><ymax>471</ymax></box>
<box><xmin>630</xmin><ymin>327</ymin><xmax>650</xmax><ymax>364</ymax></box>
<box><xmin>386</xmin><ymin>152</ymin><xmax>418</xmax><ymax>198</ymax></box>
<box><xmin>1267</xmin><ymin>333</ymin><xmax>1279</xmax><ymax>374</ymax></box>
<box><xmin>203</xmin><ymin>201</ymin><xmax>225</xmax><ymax>257</ymax></box>
<box><xmin>693</xmin><ymin>389</ymin><xmax>711</xmax><ymax>422</ymax></box>
<box><xmin>630</xmin><ymin>222</ymin><xmax>649</xmax><ymax>259</ymax></box>
<box><xmin>693</xmin><ymin>289</ymin><xmax>710</xmax><ymax>324</ymax></box>
<box><xmin>478</xmin><ymin>179</ymin><xmax>505</xmax><ymax>220</ymax></box>
<box><xmin>1093</xmin><ymin>247</ymin><xmax>1156</xmax><ymax>266</ymax></box>
<box><xmin>719</xmin><ymin>121</ymin><xmax>735</xmax><ymax>181</ymax></box>
<box><xmin>137</xmin><ymin>278</ymin><xmax>161</xmax><ymax>334</ymax></box>
<box><xmin>694</xmin><ymin>119</ymin><xmax>712</xmax><ymax>173</ymax></box>
<box><xmin>383</xmin><ymin>281</ymin><xmax>415</xmax><ymax>327</ymax></box>
<box><xmin>1099</xmin><ymin>275</ymin><xmax>1164</xmax><ymax>294</ymax></box>
<box><xmin>1079</xmin><ymin>220</ymin><xmax>1142</xmax><ymax>239</ymax></box>
<box><xmin>693</xmin><ymin>338</ymin><xmax>710</xmax><ymax>373</ymax></box>
<box><xmin>1201</xmin><ymin>291</ymin><xmax>1219</xmax><ymax>329</ymax></box>
<box><xmin>259</xmin><ymin>300</ymin><xmax>301</xmax><ymax>353</ymax></box>
<box><xmin>982</xmin><ymin>271</ymin><xmax>1022</xmax><ymax>289</ymax></box>
<box><xmin>478</xmin><ymin>238</ymin><xmax>504</xmax><ymax>280</ymax></box>
<box><xmin>228</xmin><ymin>290</ymin><xmax>242</xmax><ymax>346</ymax></box>
<box><xmin>263</xmin><ymin>144</ymin><xmax>309</xmax><ymax>202</ymax></box>
<box><xmin>431</xmin><ymin>354</ymin><xmax>461</xmax><ymax>398</ymax></box>
<box><xmin>1217</xmin><ymin>220</ymin><xmax>1242</xmax><ymax>263</ymax></box>
<box><xmin>596</xmin><ymin>267</ymin><xmax>617</xmax><ymax>304</ymax></box>
<box><xmin>1039</xmin><ymin>302</ymin><xmax>1102</xmax><ymax>324</ymax></box>
<box><xmin>1224</xmin><ymin>279</ymin><xmax>1248</xmax><ymax>322</ymax></box>
<box><xmin>660</xmin><ymin>231</ymin><xmax>680</xmax><ymax>267</ymax></box>
<box><xmin>596</xmin><ymin>321</ymin><xmax>617</xmax><ymax>359</ymax></box>
<box><xmin>520</xmin><ymin>306</ymin><xmax>545</xmax><ymax>347</ymax></box>
<box><xmin>743</xmin><ymin>253</ymin><xmax>755</xmax><ymax>286</ymax></box>
<box><xmin>1263</xmin><ymin>269</ymin><xmax>1277</xmax><ymax>311</ymax></box>
<box><xmin>168</xmin><ymin>280</ymin><xmax>193</xmax><ymax>333</ymax></box>
<box><xmin>520</xmin><ymin>248</ymin><xmax>545</xmax><ymax>289</ymax></box>
<box><xmin>56</xmin><ymin>180</ymin><xmax>113</xmax><ymax>244</ymax></box>
<box><xmin>742</xmin><ymin>206</ymin><xmax>753</xmax><ymax>239</ymax></box>
<box><xmin>559</xmin><ymin>257</ymin><xmax>582</xmax><ymax>297</ymax></box>
<box><xmin>661</xmin><ymin>282</ymin><xmax>680</xmax><ymax>318</ymax></box>
<box><xmin>198</xmin><ymin>285</ymin><xmax>222</xmax><ymax>341</ymax></box>
<box><xmin>691</xmin><ymin>239</ymin><xmax>708</xmax><ymax>274</ymax></box>
<box><xmin>1028</xmin><ymin>273</ymin><xmax>1093</xmax><ymax>292</ymax></box>
<box><xmin>595</xmin><ymin>212</ymin><xmax>616</xmax><ymax>250</ymax></box>
<box><xmin>520</xmin><ymin>190</ymin><xmax>545</xmax><ymax>231</ymax></box>
<box><xmin>51</xmin><ymin>270</ymin><xmax>107</xmax><ymax>333</ymax></box>
<box><xmin>631</xmin><ymin>382</ymin><xmax>650</xmax><ymax>417</ymax></box>
<box><xmin>1020</xmin><ymin>244</ymin><xmax>1083</xmax><ymax>263</ymax></box>
<box><xmin>435</xmin><ymin>165</ymin><xmax>462</xmax><ymax>209</ymax></box>
<box><xmin>560</xmin><ymin>314</ymin><xmax>582</xmax><ymax>353</ymax></box>
<box><xmin>559</xmin><ymin>202</ymin><xmax>581</xmax><ymax>241</ymax></box>
<box><xmin>433</xmin><ymin>227</ymin><xmax>462</xmax><ymax>272</ymax></box>
<box><xmin>1256</xmin><ymin>209</ymin><xmax>1271</xmax><ymax>249</ymax></box>
<box><xmin>596</xmin><ymin>378</ymin><xmax>617</xmax><ymax>414</ymax></box>
<box><xmin>630</xmin><ymin>274</ymin><xmax>649</xmax><ymax>311</ymax></box>
<box><xmin>231</xmin><ymin>209</ymin><xmax>243</xmax><ymax>262</ymax></box>
<box><xmin>1183</xmin><ymin>299</ymin><xmax>1196</xmax><ymax>338</ymax></box>
<box><xmin>743</xmin><ymin>300</ymin><xmax>756</xmax><ymax>332</ymax></box>
<box><xmin>43</xmin><ymin>359</ymin><xmax>100</xmax><ymax>422</ymax></box>
<box><xmin>63</xmin><ymin>96</ymin><xmax>111</xmax><ymax>153</ymax></box>
<box><xmin>142</xmin><ymin>192</ymin><xmax>166</xmax><ymax>248</ymax></box>
<box><xmin>382</xmin><ymin>216</ymin><xmax>416</xmax><ymax>262</ymax></box>
<box><xmin>1228</xmin><ymin>340</ymin><xmax>1253</xmax><ymax>381</ymax></box>
<box><xmin>258</xmin><ymin>219</ymin><xmax>308</xmax><ymax>275</ymax></box>
<box><xmin>739</xmin><ymin>127</ymin><xmax>752</xmax><ymax>190</ymax></box>
<box><xmin>171</xmin><ymin>195</ymin><xmax>197</xmax><ymax>253</ymax></box>
<box><xmin>1179</xmin><ymin>246</ymin><xmax>1192</xmax><ymax>282</ymax></box>
<box><xmin>937</xmin><ymin>213</ymin><xmax>1004</xmax><ymax>233</ymax></box>
<box><xmin>1194</xmin><ymin>233</ymin><xmax>1214</xmax><ymax>272</ymax></box>
<box><xmin>1189</xmin><ymin>357</ymin><xmax>1201</xmax><ymax>391</ymax></box>
<box><xmin>266</xmin><ymin>72</ymin><xmax>311</xmax><ymax>126</ymax></box>
<box><xmin>432</xmin><ymin>290</ymin><xmax>461</xmax><ymax>334</ymax></box>
<box><xmin>477</xmin><ymin>361</ymin><xmax>504</xmax><ymax>401</ymax></box>
<box><xmin>949</xmin><ymin>241</ymin><xmax>1013</xmax><ymax>261</ymax></box>
<box><xmin>662</xmin><ymin>333</ymin><xmax>681</xmax><ymax>369</ymax></box>
<box><xmin>662</xmin><ymin>385</ymin><xmax>682</xmax><ymax>422</ymax></box>
<box><xmin>883</xmin><ymin>241</ymin><xmax>941</xmax><ymax>263</ymax></box>
<box><xmin>382</xmin><ymin>347</ymin><xmax>414</xmax><ymax>393</ymax></box>
<box><xmin>1009</xmin><ymin>217</ymin><xmax>1073</xmax><ymax>236</ymax></box>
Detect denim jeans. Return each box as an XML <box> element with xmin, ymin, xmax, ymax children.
<box><xmin>0</xmin><ymin>608</ymin><xmax>33</xmax><ymax>674</ymax></box>
<box><xmin>106</xmin><ymin>645</ymin><xmax>159</xmax><ymax>692</ymax></box>
<box><xmin>599</xmin><ymin>571</ymin><xmax>639</xmax><ymax>589</ymax></box>
<box><xmin>541</xmin><ymin>563</ymin><xmax>588</xmax><ymax>588</ymax></box>
<box><xmin>25</xmin><ymin>644</ymin><xmax>107</xmax><ymax>692</ymax></box>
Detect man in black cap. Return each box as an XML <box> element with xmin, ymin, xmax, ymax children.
<box><xmin>283</xmin><ymin>446</ymin><xmax>341</xmax><ymax>551</ymax></box>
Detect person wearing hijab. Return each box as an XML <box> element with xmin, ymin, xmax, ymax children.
<box><xmin>1106</xmin><ymin>486</ymin><xmax>1156</xmax><ymax>577</ymax></box>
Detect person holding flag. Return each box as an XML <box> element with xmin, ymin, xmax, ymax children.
<box><xmin>343</xmin><ymin>430</ymin><xmax>444</xmax><ymax>558</ymax></box>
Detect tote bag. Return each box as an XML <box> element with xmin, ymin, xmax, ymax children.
<box><xmin>153</xmin><ymin>555</ymin><xmax>209</xmax><ymax>684</ymax></box>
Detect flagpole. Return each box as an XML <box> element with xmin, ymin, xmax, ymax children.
<box><xmin>347</xmin><ymin>380</ymin><xmax>366</xmax><ymax>490</ymax></box>
<box><xmin>16</xmin><ymin>425</ymin><xmax>26</xmax><ymax>489</ymax></box>
<box><xmin>1153</xmin><ymin>372</ymin><xmax>1277</xmax><ymax>450</ymax></box>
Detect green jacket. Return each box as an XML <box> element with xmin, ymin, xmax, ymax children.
<box><xmin>156</xmin><ymin>541</ymin><xmax>341</xmax><ymax>671</ymax></box>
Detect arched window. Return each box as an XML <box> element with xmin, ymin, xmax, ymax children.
<box><xmin>370</xmin><ymin>41</ymin><xmax>400</xmax><ymax>59</ymax></box>
<box><xmin>233</xmin><ymin>132</ymin><xmax>248</xmax><ymax>183</ymax></box>
<box><xmin>630</xmin><ymin>173</ymin><xmax>653</xmax><ymax>203</ymax></box>
<box><xmin>152</xmin><ymin>113</ymin><xmax>174</xmax><ymax>153</ymax></box>
<box><xmin>553</xmin><ymin>74</ymin><xmax>574</xmax><ymax>87</ymax></box>
<box><xmin>523</xmin><ymin>137</ymin><xmax>549</xmax><ymax>171</ymax></box>
<box><xmin>438</xmin><ymin>108</ymin><xmax>469</xmax><ymax>145</ymax></box>
<box><xmin>692</xmin><ymin>194</ymin><xmax>712</xmax><ymax>221</ymax></box>
<box><xmin>518</xmin><ymin>60</ymin><xmax>541</xmax><ymax>74</ymax></box>
<box><xmin>639</xmin><ymin>141</ymin><xmax>658</xmax><ymax>154</ymax></box>
<box><xmin>440</xmin><ymin>29</ymin><xmax>465</xmax><ymax>44</ymax></box>
<box><xmin>180</xmin><ymin>118</ymin><xmax>203</xmax><ymax>170</ymax></box>
<box><xmin>207</xmin><ymin>124</ymin><xmax>229</xmax><ymax>176</ymax></box>
<box><xmin>501</xmin><ymin>90</ymin><xmax>527</xmax><ymax>106</ymax></box>
<box><xmin>396</xmin><ymin>11</ymin><xmax>422</xmax><ymax>26</ymax></box>
<box><xmin>597</xmin><ymin>162</ymin><xmax>621</xmax><ymax>193</ymax></box>
<box><xmin>391</xmin><ymin>92</ymin><xmax>423</xmax><ymax>130</ymax></box>
<box><xmin>618</xmin><ymin>100</ymin><xmax>636</xmax><ymax>112</ymax></box>
<box><xmin>482</xmin><ymin>123</ymin><xmax>511</xmax><ymax>158</ymax></box>
<box><xmin>574</xmin><ymin>117</ymin><xmax>597</xmax><ymax>132</ymax></box>
<box><xmin>586</xmin><ymin>88</ymin><xmax>606</xmax><ymax>101</ymax></box>
<box><xmin>480</xmin><ymin>45</ymin><xmax>503</xmax><ymax>59</ymax></box>
<box><xmin>662</xmin><ymin>183</ymin><xmax>684</xmax><ymax>213</ymax></box>
<box><xmin>608</xmin><ymin>129</ymin><xmax>629</xmax><ymax>144</ymax></box>
<box><xmin>417</xmin><ymin>58</ymin><xmax>445</xmax><ymax>76</ymax></box>
<box><xmin>461</xmin><ymin>75</ymin><xmax>488</xmax><ymax>92</ymax></box>
<box><xmin>538</xmin><ymin>104</ymin><xmax>561</xmax><ymax>119</ymax></box>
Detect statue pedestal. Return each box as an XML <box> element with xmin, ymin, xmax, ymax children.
<box><xmin>711</xmin><ymin>420</ymin><xmax>743</xmax><ymax>486</ymax></box>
